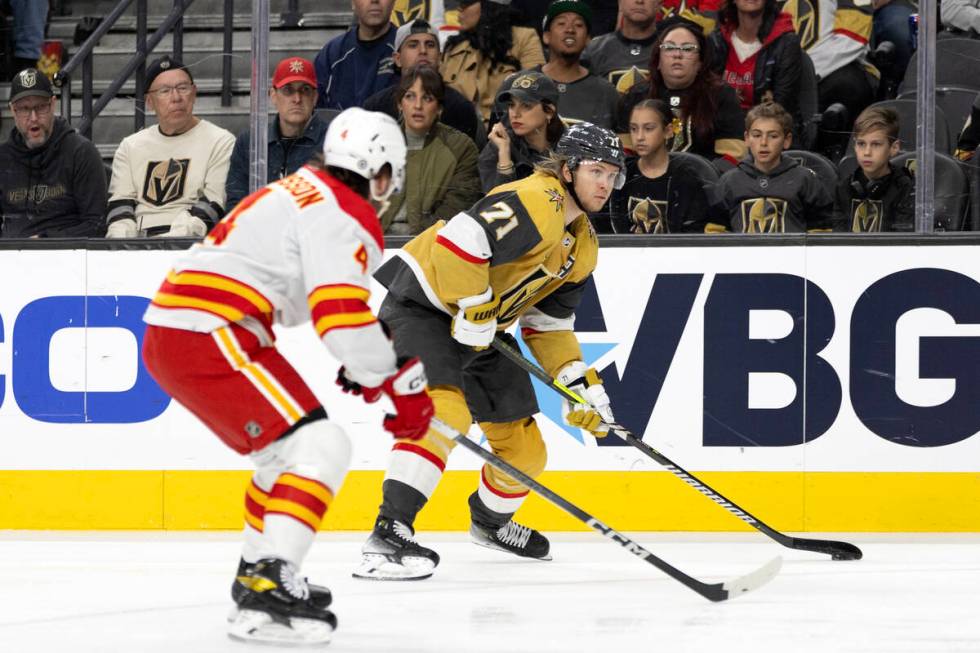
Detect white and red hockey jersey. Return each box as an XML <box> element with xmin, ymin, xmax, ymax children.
<box><xmin>782</xmin><ymin>0</ymin><xmax>874</xmax><ymax>79</ymax></box>
<box><xmin>142</xmin><ymin>165</ymin><xmax>398</xmax><ymax>387</ymax></box>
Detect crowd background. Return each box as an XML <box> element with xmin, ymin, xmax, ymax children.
<box><xmin>1</xmin><ymin>0</ymin><xmax>977</xmax><ymax>238</ymax></box>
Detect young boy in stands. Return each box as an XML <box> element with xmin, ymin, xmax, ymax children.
<box><xmin>709</xmin><ymin>102</ymin><xmax>834</xmax><ymax>233</ymax></box>
<box><xmin>835</xmin><ymin>106</ymin><xmax>914</xmax><ymax>232</ymax></box>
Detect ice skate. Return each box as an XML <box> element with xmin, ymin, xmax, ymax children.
<box><xmin>352</xmin><ymin>516</ymin><xmax>440</xmax><ymax>580</ymax></box>
<box><xmin>470</xmin><ymin>519</ymin><xmax>552</xmax><ymax>560</ymax></box>
<box><xmin>227</xmin><ymin>557</ymin><xmax>337</xmax><ymax>646</ymax></box>
<box><xmin>231</xmin><ymin>557</ymin><xmax>333</xmax><ymax>610</ymax></box>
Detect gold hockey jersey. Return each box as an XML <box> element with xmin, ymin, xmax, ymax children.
<box><xmin>375</xmin><ymin>171</ymin><xmax>599</xmax><ymax>374</ymax></box>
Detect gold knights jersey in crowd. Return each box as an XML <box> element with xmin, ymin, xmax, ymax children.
<box><xmin>375</xmin><ymin>171</ymin><xmax>598</xmax><ymax>376</ymax></box>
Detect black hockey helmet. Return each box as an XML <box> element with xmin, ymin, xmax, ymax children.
<box><xmin>555</xmin><ymin>122</ymin><xmax>626</xmax><ymax>189</ymax></box>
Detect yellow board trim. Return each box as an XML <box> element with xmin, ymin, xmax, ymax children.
<box><xmin>0</xmin><ymin>471</ymin><xmax>978</xmax><ymax>531</ymax></box>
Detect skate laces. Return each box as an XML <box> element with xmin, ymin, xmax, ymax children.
<box><xmin>392</xmin><ymin>520</ymin><xmax>419</xmax><ymax>544</ymax></box>
<box><xmin>278</xmin><ymin>562</ymin><xmax>311</xmax><ymax>601</ymax></box>
<box><xmin>496</xmin><ymin>521</ymin><xmax>532</xmax><ymax>549</ymax></box>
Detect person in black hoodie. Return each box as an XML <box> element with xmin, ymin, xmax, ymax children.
<box><xmin>835</xmin><ymin>105</ymin><xmax>914</xmax><ymax>232</ymax></box>
<box><xmin>0</xmin><ymin>68</ymin><xmax>107</xmax><ymax>238</ymax></box>
<box><xmin>710</xmin><ymin>102</ymin><xmax>833</xmax><ymax>233</ymax></box>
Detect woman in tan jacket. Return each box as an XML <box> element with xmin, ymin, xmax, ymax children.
<box><xmin>441</xmin><ymin>0</ymin><xmax>545</xmax><ymax>123</ymax></box>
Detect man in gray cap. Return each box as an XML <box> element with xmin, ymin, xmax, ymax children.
<box><xmin>0</xmin><ymin>68</ymin><xmax>107</xmax><ymax>237</ymax></box>
<box><xmin>363</xmin><ymin>18</ymin><xmax>485</xmax><ymax>146</ymax></box>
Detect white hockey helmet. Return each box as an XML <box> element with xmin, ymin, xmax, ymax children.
<box><xmin>323</xmin><ymin>107</ymin><xmax>407</xmax><ymax>202</ymax></box>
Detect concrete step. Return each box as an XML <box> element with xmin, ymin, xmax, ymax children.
<box><xmin>49</xmin><ymin>10</ymin><xmax>351</xmax><ymax>32</ymax></box>
<box><xmin>78</xmin><ymin>26</ymin><xmax>334</xmax><ymax>50</ymax></box>
<box><xmin>74</xmin><ymin>94</ymin><xmax>266</xmax><ymax>144</ymax></box>
<box><xmin>59</xmin><ymin>39</ymin><xmax>332</xmax><ymax>86</ymax></box>
<box><xmin>56</xmin><ymin>0</ymin><xmax>353</xmax><ymax>16</ymax></box>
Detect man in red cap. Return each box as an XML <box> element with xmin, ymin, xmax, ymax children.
<box><xmin>224</xmin><ymin>56</ymin><xmax>328</xmax><ymax>210</ymax></box>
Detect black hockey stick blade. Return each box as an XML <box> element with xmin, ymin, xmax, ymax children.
<box><xmin>489</xmin><ymin>337</ymin><xmax>863</xmax><ymax>562</ymax></box>
<box><xmin>430</xmin><ymin>417</ymin><xmax>782</xmax><ymax>602</ymax></box>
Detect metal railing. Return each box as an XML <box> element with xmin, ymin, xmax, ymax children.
<box><xmin>53</xmin><ymin>0</ymin><xmax>197</xmax><ymax>139</ymax></box>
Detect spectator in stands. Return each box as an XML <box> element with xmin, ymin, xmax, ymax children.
<box><xmin>479</xmin><ymin>70</ymin><xmax>565</xmax><ymax>190</ymax></box>
<box><xmin>442</xmin><ymin>0</ymin><xmax>546</xmax><ymax>122</ymax></box>
<box><xmin>942</xmin><ymin>0</ymin><xmax>980</xmax><ymax>35</ymax></box>
<box><xmin>710</xmin><ymin>102</ymin><xmax>834</xmax><ymax>233</ymax></box>
<box><xmin>106</xmin><ymin>56</ymin><xmax>235</xmax><ymax>238</ymax></box>
<box><xmin>381</xmin><ymin>65</ymin><xmax>482</xmax><ymax>234</ymax></box>
<box><xmin>363</xmin><ymin>19</ymin><xmax>485</xmax><ymax>146</ymax></box>
<box><xmin>662</xmin><ymin>0</ymin><xmax>723</xmax><ymax>34</ymax></box>
<box><xmin>621</xmin><ymin>17</ymin><xmax>747</xmax><ymax>163</ymax></box>
<box><xmin>225</xmin><ymin>57</ymin><xmax>327</xmax><ymax>211</ymax></box>
<box><xmin>539</xmin><ymin>0</ymin><xmax>620</xmax><ymax>130</ymax></box>
<box><xmin>835</xmin><ymin>105</ymin><xmax>914</xmax><ymax>231</ymax></box>
<box><xmin>314</xmin><ymin>0</ymin><xmax>397</xmax><ymax>109</ymax></box>
<box><xmin>8</xmin><ymin>1</ymin><xmax>48</xmax><ymax>73</ymax></box>
<box><xmin>872</xmin><ymin>0</ymin><xmax>914</xmax><ymax>83</ymax></box>
<box><xmin>782</xmin><ymin>0</ymin><xmax>876</xmax><ymax>122</ymax></box>
<box><xmin>610</xmin><ymin>99</ymin><xmax>713</xmax><ymax>233</ymax></box>
<box><xmin>582</xmin><ymin>0</ymin><xmax>660</xmax><ymax>93</ymax></box>
<box><xmin>955</xmin><ymin>93</ymin><xmax>980</xmax><ymax>161</ymax></box>
<box><xmin>708</xmin><ymin>0</ymin><xmax>802</xmax><ymax>140</ymax></box>
<box><xmin>0</xmin><ymin>67</ymin><xmax>106</xmax><ymax>238</ymax></box>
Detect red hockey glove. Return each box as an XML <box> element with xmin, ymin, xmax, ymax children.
<box><xmin>378</xmin><ymin>357</ymin><xmax>433</xmax><ymax>440</ymax></box>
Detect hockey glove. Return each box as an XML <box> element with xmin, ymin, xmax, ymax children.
<box><xmin>557</xmin><ymin>361</ymin><xmax>614</xmax><ymax>438</ymax></box>
<box><xmin>451</xmin><ymin>288</ymin><xmax>499</xmax><ymax>350</ymax></box>
<box><xmin>338</xmin><ymin>358</ymin><xmax>433</xmax><ymax>440</ymax></box>
<box><xmin>378</xmin><ymin>357</ymin><xmax>434</xmax><ymax>440</ymax></box>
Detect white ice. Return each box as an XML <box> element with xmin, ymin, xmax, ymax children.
<box><xmin>1</xmin><ymin>532</ymin><xmax>977</xmax><ymax>653</ymax></box>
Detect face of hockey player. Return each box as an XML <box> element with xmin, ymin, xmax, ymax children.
<box><xmin>745</xmin><ymin>117</ymin><xmax>791</xmax><ymax>173</ymax></box>
<box><xmin>458</xmin><ymin>1</ymin><xmax>481</xmax><ymax>32</ymax></box>
<box><xmin>567</xmin><ymin>160</ymin><xmax>622</xmax><ymax>213</ymax></box>
<box><xmin>854</xmin><ymin>128</ymin><xmax>899</xmax><ymax>180</ymax></box>
<box><xmin>400</xmin><ymin>77</ymin><xmax>441</xmax><ymax>136</ymax></box>
<box><xmin>353</xmin><ymin>0</ymin><xmax>395</xmax><ymax>31</ymax></box>
<box><xmin>544</xmin><ymin>12</ymin><xmax>590</xmax><ymax>60</ymax></box>
<box><xmin>630</xmin><ymin>105</ymin><xmax>670</xmax><ymax>158</ymax></box>
<box><xmin>658</xmin><ymin>27</ymin><xmax>702</xmax><ymax>90</ymax></box>
<box><xmin>394</xmin><ymin>33</ymin><xmax>440</xmax><ymax>71</ymax></box>
<box><xmin>271</xmin><ymin>81</ymin><xmax>316</xmax><ymax>136</ymax></box>
<box><xmin>10</xmin><ymin>95</ymin><xmax>56</xmax><ymax>149</ymax></box>
<box><xmin>146</xmin><ymin>68</ymin><xmax>198</xmax><ymax>136</ymax></box>
<box><xmin>508</xmin><ymin>99</ymin><xmax>553</xmax><ymax>140</ymax></box>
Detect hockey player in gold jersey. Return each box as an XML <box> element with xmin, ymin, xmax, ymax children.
<box><xmin>342</xmin><ymin>122</ymin><xmax>627</xmax><ymax>580</ymax></box>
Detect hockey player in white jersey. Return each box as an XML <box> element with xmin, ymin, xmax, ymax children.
<box><xmin>141</xmin><ymin>107</ymin><xmax>434</xmax><ymax>646</ymax></box>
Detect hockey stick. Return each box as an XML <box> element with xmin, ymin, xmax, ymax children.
<box><xmin>430</xmin><ymin>417</ymin><xmax>781</xmax><ymax>602</ymax></box>
<box><xmin>490</xmin><ymin>337</ymin><xmax>863</xmax><ymax>561</ymax></box>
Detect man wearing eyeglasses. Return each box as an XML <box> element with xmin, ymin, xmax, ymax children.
<box><xmin>224</xmin><ymin>57</ymin><xmax>328</xmax><ymax>211</ymax></box>
<box><xmin>0</xmin><ymin>67</ymin><xmax>107</xmax><ymax>238</ymax></box>
<box><xmin>106</xmin><ymin>55</ymin><xmax>235</xmax><ymax>238</ymax></box>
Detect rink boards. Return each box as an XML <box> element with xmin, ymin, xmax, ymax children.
<box><xmin>0</xmin><ymin>241</ymin><xmax>978</xmax><ymax>531</ymax></box>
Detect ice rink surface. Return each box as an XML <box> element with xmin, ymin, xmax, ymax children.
<box><xmin>1</xmin><ymin>531</ymin><xmax>977</xmax><ymax>653</ymax></box>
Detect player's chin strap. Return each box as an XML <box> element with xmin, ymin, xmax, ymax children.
<box><xmin>370</xmin><ymin>175</ymin><xmax>397</xmax><ymax>216</ymax></box>
<box><xmin>488</xmin><ymin>336</ymin><xmax>864</xmax><ymax>562</ymax></box>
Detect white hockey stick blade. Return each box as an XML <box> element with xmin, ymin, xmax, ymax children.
<box><xmin>227</xmin><ymin>608</ymin><xmax>333</xmax><ymax>646</ymax></box>
<box><xmin>722</xmin><ymin>556</ymin><xmax>783</xmax><ymax>599</ymax></box>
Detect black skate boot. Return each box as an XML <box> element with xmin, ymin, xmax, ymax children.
<box><xmin>228</xmin><ymin>557</ymin><xmax>337</xmax><ymax>645</ymax></box>
<box><xmin>232</xmin><ymin>557</ymin><xmax>332</xmax><ymax>610</ymax></box>
<box><xmin>470</xmin><ymin>519</ymin><xmax>552</xmax><ymax>560</ymax></box>
<box><xmin>352</xmin><ymin>515</ymin><xmax>440</xmax><ymax>581</ymax></box>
